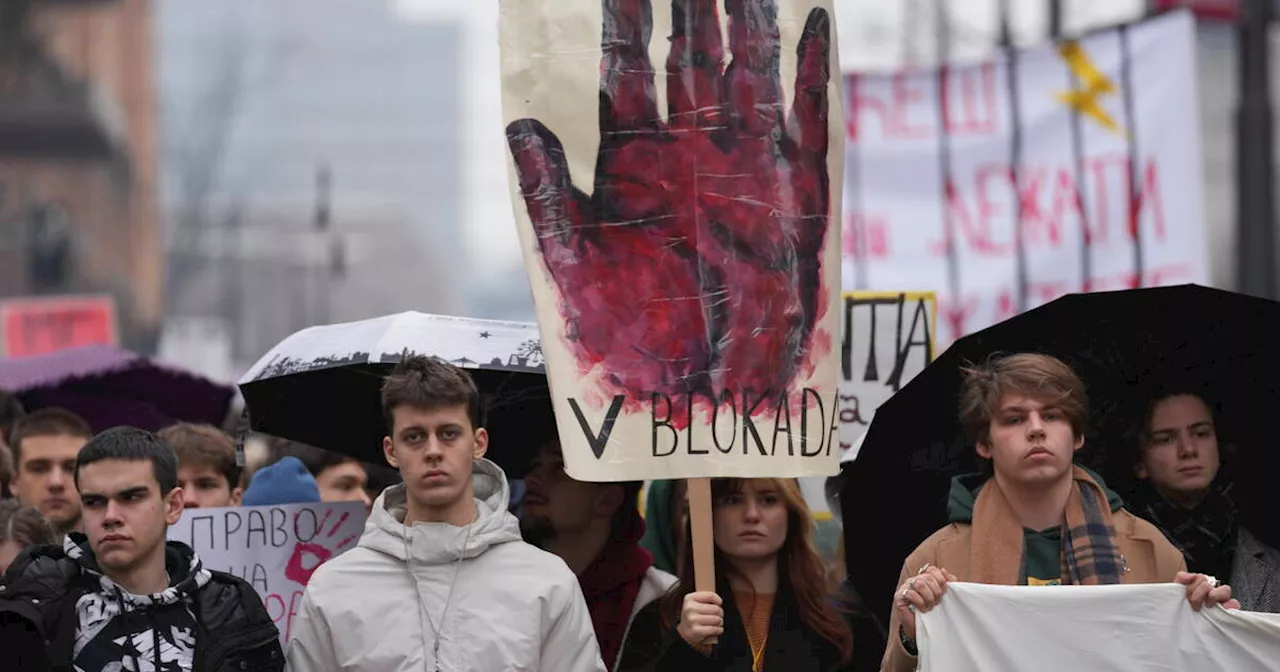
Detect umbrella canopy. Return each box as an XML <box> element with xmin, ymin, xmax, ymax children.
<box><xmin>840</xmin><ymin>284</ymin><xmax>1280</xmax><ymax>626</ymax></box>
<box><xmin>0</xmin><ymin>344</ymin><xmax>236</xmax><ymax>433</ymax></box>
<box><xmin>237</xmin><ymin>312</ymin><xmax>553</xmax><ymax>474</ymax></box>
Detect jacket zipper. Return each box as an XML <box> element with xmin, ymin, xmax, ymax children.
<box><xmin>203</xmin><ymin>625</ymin><xmax>281</xmax><ymax>670</ymax></box>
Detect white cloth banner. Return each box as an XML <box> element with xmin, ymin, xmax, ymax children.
<box><xmin>168</xmin><ymin>501</ymin><xmax>366</xmax><ymax>646</ymax></box>
<box><xmin>842</xmin><ymin>11</ymin><xmax>1209</xmax><ymax>346</ymax></box>
<box><xmin>918</xmin><ymin>582</ymin><xmax>1280</xmax><ymax>671</ymax></box>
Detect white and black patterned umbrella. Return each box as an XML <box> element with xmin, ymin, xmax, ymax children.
<box><xmin>238</xmin><ymin>312</ymin><xmax>552</xmax><ymax>470</ymax></box>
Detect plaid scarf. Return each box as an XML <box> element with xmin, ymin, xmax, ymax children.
<box><xmin>1136</xmin><ymin>479</ymin><xmax>1238</xmax><ymax>581</ymax></box>
<box><xmin>971</xmin><ymin>466</ymin><xmax>1126</xmax><ymax>586</ymax></box>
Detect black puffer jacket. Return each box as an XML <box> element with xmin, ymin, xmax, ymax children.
<box><xmin>0</xmin><ymin>537</ymin><xmax>283</xmax><ymax>672</ymax></box>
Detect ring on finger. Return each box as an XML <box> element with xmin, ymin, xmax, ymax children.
<box><xmin>917</xmin><ymin>563</ymin><xmax>932</xmax><ymax>576</ymax></box>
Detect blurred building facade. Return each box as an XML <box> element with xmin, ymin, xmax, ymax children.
<box><xmin>0</xmin><ymin>0</ymin><xmax>163</xmax><ymax>352</ymax></box>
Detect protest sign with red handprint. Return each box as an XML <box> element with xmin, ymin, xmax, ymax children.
<box><xmin>501</xmin><ymin>0</ymin><xmax>844</xmax><ymax>481</ymax></box>
<box><xmin>168</xmin><ymin>501</ymin><xmax>367</xmax><ymax>647</ymax></box>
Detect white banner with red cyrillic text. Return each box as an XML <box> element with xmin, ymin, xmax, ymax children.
<box><xmin>841</xmin><ymin>11</ymin><xmax>1208</xmax><ymax>346</ymax></box>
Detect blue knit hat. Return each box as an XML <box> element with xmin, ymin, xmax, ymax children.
<box><xmin>242</xmin><ymin>456</ymin><xmax>321</xmax><ymax>506</ymax></box>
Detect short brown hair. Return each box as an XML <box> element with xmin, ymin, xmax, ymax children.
<box><xmin>158</xmin><ymin>423</ymin><xmax>240</xmax><ymax>489</ymax></box>
<box><xmin>0</xmin><ymin>499</ymin><xmax>56</xmax><ymax>548</ymax></box>
<box><xmin>380</xmin><ymin>356</ymin><xmax>481</xmax><ymax>431</ymax></box>
<box><xmin>10</xmin><ymin>407</ymin><xmax>92</xmax><ymax>466</ymax></box>
<box><xmin>958</xmin><ymin>353</ymin><xmax>1088</xmax><ymax>446</ymax></box>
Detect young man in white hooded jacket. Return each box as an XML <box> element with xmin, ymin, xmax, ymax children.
<box><xmin>286</xmin><ymin>356</ymin><xmax>605</xmax><ymax>672</ymax></box>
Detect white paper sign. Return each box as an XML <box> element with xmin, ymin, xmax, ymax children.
<box><xmin>167</xmin><ymin>501</ymin><xmax>366</xmax><ymax>645</ymax></box>
<box><xmin>836</xmin><ymin>291</ymin><xmax>936</xmax><ymax>462</ymax></box>
<box><xmin>842</xmin><ymin>12</ymin><xmax>1208</xmax><ymax>346</ymax></box>
<box><xmin>500</xmin><ymin>0</ymin><xmax>847</xmax><ymax>483</ymax></box>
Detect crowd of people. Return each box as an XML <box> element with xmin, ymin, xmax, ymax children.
<box><xmin>0</xmin><ymin>351</ymin><xmax>1270</xmax><ymax>671</ymax></box>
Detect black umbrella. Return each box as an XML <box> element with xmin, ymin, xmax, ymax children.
<box><xmin>237</xmin><ymin>312</ymin><xmax>554</xmax><ymax>477</ymax></box>
<box><xmin>840</xmin><ymin>284</ymin><xmax>1280</xmax><ymax>626</ymax></box>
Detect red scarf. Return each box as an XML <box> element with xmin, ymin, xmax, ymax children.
<box><xmin>577</xmin><ymin>509</ymin><xmax>653</xmax><ymax>671</ymax></box>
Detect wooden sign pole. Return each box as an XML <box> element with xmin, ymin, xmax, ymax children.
<box><xmin>687</xmin><ymin>477</ymin><xmax>716</xmax><ymax>592</ymax></box>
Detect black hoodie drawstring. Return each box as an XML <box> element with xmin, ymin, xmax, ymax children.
<box><xmin>111</xmin><ymin>585</ymin><xmax>143</xmax><ymax>672</ymax></box>
<box><xmin>152</xmin><ymin>612</ymin><xmax>161</xmax><ymax>670</ymax></box>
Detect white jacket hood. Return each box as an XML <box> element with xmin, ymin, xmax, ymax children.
<box><xmin>286</xmin><ymin>457</ymin><xmax>605</xmax><ymax>672</ymax></box>
<box><xmin>359</xmin><ymin>457</ymin><xmax>522</xmax><ymax>564</ymax></box>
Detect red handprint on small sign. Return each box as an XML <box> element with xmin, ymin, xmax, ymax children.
<box><xmin>506</xmin><ymin>0</ymin><xmax>835</xmax><ymax>428</ymax></box>
<box><xmin>285</xmin><ymin>508</ymin><xmax>358</xmax><ymax>586</ymax></box>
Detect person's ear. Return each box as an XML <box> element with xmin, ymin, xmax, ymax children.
<box><xmin>383</xmin><ymin>436</ymin><xmax>399</xmax><ymax>469</ymax></box>
<box><xmin>1134</xmin><ymin>461</ymin><xmax>1149</xmax><ymax>480</ymax></box>
<box><xmin>1072</xmin><ymin>433</ymin><xmax>1085</xmax><ymax>453</ymax></box>
<box><xmin>164</xmin><ymin>487</ymin><xmax>185</xmax><ymax>525</ymax></box>
<box><xmin>230</xmin><ymin>486</ymin><xmax>244</xmax><ymax>506</ymax></box>
<box><xmin>473</xmin><ymin>428</ymin><xmax>489</xmax><ymax>460</ymax></box>
<box><xmin>975</xmin><ymin>440</ymin><xmax>993</xmax><ymax>460</ymax></box>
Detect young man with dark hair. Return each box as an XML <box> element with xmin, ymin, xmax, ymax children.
<box><xmin>0</xmin><ymin>426</ymin><xmax>283</xmax><ymax>671</ymax></box>
<box><xmin>288</xmin><ymin>356</ymin><xmax>605</xmax><ymax>671</ymax></box>
<box><xmin>522</xmin><ymin>438</ymin><xmax>676</xmax><ymax>671</ymax></box>
<box><xmin>9</xmin><ymin>408</ymin><xmax>93</xmax><ymax>538</ymax></box>
<box><xmin>1132</xmin><ymin>390</ymin><xmax>1280</xmax><ymax>613</ymax></box>
<box><xmin>158</xmin><ymin>423</ymin><xmax>243</xmax><ymax>508</ymax></box>
<box><xmin>882</xmin><ymin>354</ymin><xmax>1240</xmax><ymax>672</ymax></box>
<box><xmin>271</xmin><ymin>440</ymin><xmax>372</xmax><ymax>512</ymax></box>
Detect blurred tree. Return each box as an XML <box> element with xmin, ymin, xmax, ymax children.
<box><xmin>165</xmin><ymin>27</ymin><xmax>248</xmax><ymax>305</ymax></box>
<box><xmin>164</xmin><ymin>17</ymin><xmax>294</xmax><ymax>361</ymax></box>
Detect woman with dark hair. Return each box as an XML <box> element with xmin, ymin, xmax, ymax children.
<box><xmin>618</xmin><ymin>477</ymin><xmax>877</xmax><ymax>672</ymax></box>
<box><xmin>0</xmin><ymin>500</ymin><xmax>55</xmax><ymax>576</ymax></box>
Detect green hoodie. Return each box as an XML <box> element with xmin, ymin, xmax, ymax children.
<box><xmin>946</xmin><ymin>467</ymin><xmax>1125</xmax><ymax>586</ymax></box>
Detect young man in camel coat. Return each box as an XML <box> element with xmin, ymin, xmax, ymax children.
<box><xmin>882</xmin><ymin>354</ymin><xmax>1240</xmax><ymax>672</ymax></box>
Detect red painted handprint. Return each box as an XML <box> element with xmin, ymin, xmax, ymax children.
<box><xmin>285</xmin><ymin>509</ymin><xmax>358</xmax><ymax>586</ymax></box>
<box><xmin>507</xmin><ymin>0</ymin><xmax>834</xmax><ymax>426</ymax></box>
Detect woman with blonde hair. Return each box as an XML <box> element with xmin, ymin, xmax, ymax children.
<box><xmin>618</xmin><ymin>477</ymin><xmax>879</xmax><ymax>671</ymax></box>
